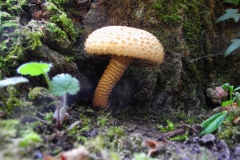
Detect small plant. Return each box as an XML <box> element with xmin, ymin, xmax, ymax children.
<box><xmin>17</xmin><ymin>62</ymin><xmax>52</xmax><ymax>86</ymax></box>
<box><xmin>17</xmin><ymin>62</ymin><xmax>80</xmax><ymax>128</ymax></box>
<box><xmin>221</xmin><ymin>83</ymin><xmax>240</xmax><ymax>106</ymax></box>
<box><xmin>158</xmin><ymin>120</ymin><xmax>175</xmax><ymax>133</ymax></box>
<box><xmin>216</xmin><ymin>0</ymin><xmax>240</xmax><ymax>56</ymax></box>
<box><xmin>200</xmin><ymin>83</ymin><xmax>240</xmax><ymax>136</ymax></box>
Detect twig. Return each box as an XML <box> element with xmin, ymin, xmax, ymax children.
<box><xmin>23</xmin><ymin>115</ymin><xmax>56</xmax><ymax>128</ymax></box>
<box><xmin>158</xmin><ymin>128</ymin><xmax>186</xmax><ymax>140</ymax></box>
<box><xmin>189</xmin><ymin>53</ymin><xmax>224</xmax><ymax>62</ymax></box>
<box><xmin>67</xmin><ymin>120</ymin><xmax>81</xmax><ymax>131</ymax></box>
<box><xmin>49</xmin><ymin>120</ymin><xmax>82</xmax><ymax>137</ymax></box>
<box><xmin>180</xmin><ymin>121</ymin><xmax>197</xmax><ymax>132</ymax></box>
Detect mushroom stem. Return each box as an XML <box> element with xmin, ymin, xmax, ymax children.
<box><xmin>93</xmin><ymin>56</ymin><xmax>133</xmax><ymax>108</ymax></box>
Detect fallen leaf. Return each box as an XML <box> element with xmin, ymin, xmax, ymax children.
<box><xmin>61</xmin><ymin>146</ymin><xmax>89</xmax><ymax>160</ymax></box>
<box><xmin>233</xmin><ymin>116</ymin><xmax>240</xmax><ymax>124</ymax></box>
<box><xmin>44</xmin><ymin>146</ymin><xmax>89</xmax><ymax>160</ymax></box>
<box><xmin>213</xmin><ymin>103</ymin><xmax>239</xmax><ymax>112</ymax></box>
<box><xmin>142</xmin><ymin>139</ymin><xmax>165</xmax><ymax>157</ymax></box>
<box><xmin>199</xmin><ymin>134</ymin><xmax>216</xmax><ymax>144</ymax></box>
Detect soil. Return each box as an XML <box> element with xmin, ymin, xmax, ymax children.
<box><xmin>0</xmin><ymin>101</ymin><xmax>239</xmax><ymax>160</ymax></box>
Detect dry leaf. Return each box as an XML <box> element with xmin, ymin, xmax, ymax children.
<box><xmin>61</xmin><ymin>147</ymin><xmax>89</xmax><ymax>160</ymax></box>
<box><xmin>233</xmin><ymin>116</ymin><xmax>240</xmax><ymax>124</ymax></box>
<box><xmin>44</xmin><ymin>147</ymin><xmax>89</xmax><ymax>160</ymax></box>
<box><xmin>213</xmin><ymin>103</ymin><xmax>239</xmax><ymax>112</ymax></box>
<box><xmin>142</xmin><ymin>139</ymin><xmax>165</xmax><ymax>157</ymax></box>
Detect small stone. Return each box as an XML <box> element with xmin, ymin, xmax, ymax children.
<box><xmin>234</xmin><ymin>146</ymin><xmax>240</xmax><ymax>156</ymax></box>
<box><xmin>199</xmin><ymin>134</ymin><xmax>216</xmax><ymax>144</ymax></box>
<box><xmin>128</xmin><ymin>125</ymin><xmax>138</xmax><ymax>132</ymax></box>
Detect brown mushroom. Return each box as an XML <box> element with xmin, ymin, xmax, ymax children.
<box><xmin>84</xmin><ymin>26</ymin><xmax>164</xmax><ymax>108</ymax></box>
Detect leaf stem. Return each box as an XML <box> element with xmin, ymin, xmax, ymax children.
<box><xmin>43</xmin><ymin>72</ymin><xmax>50</xmax><ymax>87</ymax></box>
<box><xmin>63</xmin><ymin>93</ymin><xmax>67</xmax><ymax>110</ymax></box>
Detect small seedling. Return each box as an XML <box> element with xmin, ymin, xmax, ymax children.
<box><xmin>17</xmin><ymin>62</ymin><xmax>80</xmax><ymax>128</ymax></box>
<box><xmin>215</xmin><ymin>1</ymin><xmax>240</xmax><ymax>56</ymax></box>
<box><xmin>221</xmin><ymin>83</ymin><xmax>240</xmax><ymax>106</ymax></box>
<box><xmin>200</xmin><ymin>83</ymin><xmax>240</xmax><ymax>136</ymax></box>
<box><xmin>50</xmin><ymin>73</ymin><xmax>80</xmax><ymax>127</ymax></box>
<box><xmin>17</xmin><ymin>62</ymin><xmax>52</xmax><ymax>86</ymax></box>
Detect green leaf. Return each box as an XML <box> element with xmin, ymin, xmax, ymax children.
<box><xmin>225</xmin><ymin>113</ymin><xmax>235</xmax><ymax>123</ymax></box>
<box><xmin>0</xmin><ymin>11</ymin><xmax>12</xmax><ymax>19</ymax></box>
<box><xmin>17</xmin><ymin>62</ymin><xmax>52</xmax><ymax>76</ymax></box>
<box><xmin>167</xmin><ymin>120</ymin><xmax>175</xmax><ymax>131</ymax></box>
<box><xmin>222</xmin><ymin>100</ymin><xmax>233</xmax><ymax>106</ymax></box>
<box><xmin>49</xmin><ymin>73</ymin><xmax>80</xmax><ymax>96</ymax></box>
<box><xmin>0</xmin><ymin>77</ymin><xmax>29</xmax><ymax>88</ymax></box>
<box><xmin>224</xmin><ymin>0</ymin><xmax>240</xmax><ymax>6</ymax></box>
<box><xmin>234</xmin><ymin>86</ymin><xmax>240</xmax><ymax>92</ymax></box>
<box><xmin>216</xmin><ymin>9</ymin><xmax>240</xmax><ymax>23</ymax></box>
<box><xmin>222</xmin><ymin>83</ymin><xmax>231</xmax><ymax>90</ymax></box>
<box><xmin>225</xmin><ymin>39</ymin><xmax>240</xmax><ymax>56</ymax></box>
<box><xmin>199</xmin><ymin>111</ymin><xmax>228</xmax><ymax>136</ymax></box>
<box><xmin>235</xmin><ymin>92</ymin><xmax>240</xmax><ymax>106</ymax></box>
<box><xmin>201</xmin><ymin>112</ymin><xmax>225</xmax><ymax>128</ymax></box>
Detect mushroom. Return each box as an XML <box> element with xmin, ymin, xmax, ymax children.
<box><xmin>84</xmin><ymin>26</ymin><xmax>164</xmax><ymax>108</ymax></box>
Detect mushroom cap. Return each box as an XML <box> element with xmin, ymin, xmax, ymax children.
<box><xmin>84</xmin><ymin>26</ymin><xmax>164</xmax><ymax>66</ymax></box>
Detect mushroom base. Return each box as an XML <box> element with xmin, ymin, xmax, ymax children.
<box><xmin>92</xmin><ymin>56</ymin><xmax>133</xmax><ymax>108</ymax></box>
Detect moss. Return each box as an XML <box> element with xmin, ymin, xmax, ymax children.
<box><xmin>106</xmin><ymin>0</ymin><xmax>206</xmax><ymax>57</ymax></box>
<box><xmin>217</xmin><ymin>110</ymin><xmax>240</xmax><ymax>147</ymax></box>
<box><xmin>0</xmin><ymin>0</ymin><xmax>82</xmax><ymax>76</ymax></box>
<box><xmin>149</xmin><ymin>0</ymin><xmax>205</xmax><ymax>55</ymax></box>
<box><xmin>28</xmin><ymin>87</ymin><xmax>53</xmax><ymax>102</ymax></box>
<box><xmin>187</xmin><ymin>62</ymin><xmax>205</xmax><ymax>81</ymax></box>
<box><xmin>150</xmin><ymin>0</ymin><xmax>186</xmax><ymax>26</ymax></box>
<box><xmin>219</xmin><ymin>123</ymin><xmax>240</xmax><ymax>147</ymax></box>
<box><xmin>97</xmin><ymin>115</ymin><xmax>110</xmax><ymax>127</ymax></box>
<box><xmin>44</xmin><ymin>1</ymin><xmax>77</xmax><ymax>42</ymax></box>
<box><xmin>0</xmin><ymin>2</ymin><xmax>46</xmax><ymax>56</ymax></box>
<box><xmin>107</xmin><ymin>126</ymin><xmax>126</xmax><ymax>141</ymax></box>
<box><xmin>0</xmin><ymin>119</ymin><xmax>43</xmax><ymax>159</ymax></box>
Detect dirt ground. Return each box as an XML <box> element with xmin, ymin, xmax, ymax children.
<box><xmin>1</xmin><ymin>101</ymin><xmax>239</xmax><ymax>160</ymax></box>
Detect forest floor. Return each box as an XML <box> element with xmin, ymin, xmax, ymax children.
<box><xmin>0</xmin><ymin>98</ymin><xmax>238</xmax><ymax>160</ymax></box>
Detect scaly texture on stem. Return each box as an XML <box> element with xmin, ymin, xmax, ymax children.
<box><xmin>93</xmin><ymin>56</ymin><xmax>132</xmax><ymax>108</ymax></box>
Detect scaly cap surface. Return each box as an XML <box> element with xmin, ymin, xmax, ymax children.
<box><xmin>84</xmin><ymin>26</ymin><xmax>164</xmax><ymax>66</ymax></box>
